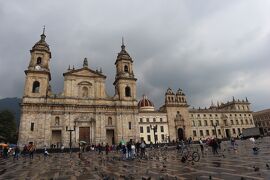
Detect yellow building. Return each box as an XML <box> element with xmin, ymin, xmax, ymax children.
<box><xmin>189</xmin><ymin>98</ymin><xmax>254</xmax><ymax>141</ymax></box>
<box><xmin>18</xmin><ymin>31</ymin><xmax>139</xmax><ymax>148</ymax></box>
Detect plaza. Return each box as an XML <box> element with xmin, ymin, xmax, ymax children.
<box><xmin>1</xmin><ymin>137</ymin><xmax>270</xmax><ymax>180</ymax></box>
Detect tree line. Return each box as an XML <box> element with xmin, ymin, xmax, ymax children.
<box><xmin>0</xmin><ymin>110</ymin><xmax>18</xmax><ymax>143</ymax></box>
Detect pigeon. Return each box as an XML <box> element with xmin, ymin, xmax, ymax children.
<box><xmin>253</xmin><ymin>166</ymin><xmax>260</xmax><ymax>172</ymax></box>
<box><xmin>142</xmin><ymin>176</ymin><xmax>151</xmax><ymax>180</ymax></box>
<box><xmin>222</xmin><ymin>154</ymin><xmax>225</xmax><ymax>158</ymax></box>
<box><xmin>266</xmin><ymin>163</ymin><xmax>270</xmax><ymax>169</ymax></box>
<box><xmin>0</xmin><ymin>169</ymin><xmax>7</xmax><ymax>175</ymax></box>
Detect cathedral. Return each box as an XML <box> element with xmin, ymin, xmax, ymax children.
<box><xmin>18</xmin><ymin>31</ymin><xmax>255</xmax><ymax>148</ymax></box>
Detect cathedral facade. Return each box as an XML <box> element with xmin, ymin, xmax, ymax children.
<box><xmin>18</xmin><ymin>31</ymin><xmax>139</xmax><ymax>148</ymax></box>
<box><xmin>18</xmin><ymin>31</ymin><xmax>255</xmax><ymax>148</ymax></box>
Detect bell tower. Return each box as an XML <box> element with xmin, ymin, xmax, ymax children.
<box><xmin>113</xmin><ymin>38</ymin><xmax>137</xmax><ymax>100</ymax></box>
<box><xmin>23</xmin><ymin>27</ymin><xmax>51</xmax><ymax>98</ymax></box>
<box><xmin>163</xmin><ymin>88</ymin><xmax>191</xmax><ymax>142</ymax></box>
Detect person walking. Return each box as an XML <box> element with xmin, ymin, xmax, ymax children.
<box><xmin>135</xmin><ymin>141</ymin><xmax>140</xmax><ymax>157</ymax></box>
<box><xmin>3</xmin><ymin>146</ymin><xmax>8</xmax><ymax>159</ymax></box>
<box><xmin>140</xmin><ymin>140</ymin><xmax>146</xmax><ymax>158</ymax></box>
<box><xmin>28</xmin><ymin>143</ymin><xmax>36</xmax><ymax>159</ymax></box>
<box><xmin>43</xmin><ymin>146</ymin><xmax>49</xmax><ymax>159</ymax></box>
<box><xmin>97</xmin><ymin>143</ymin><xmax>102</xmax><ymax>155</ymax></box>
<box><xmin>127</xmin><ymin>141</ymin><xmax>132</xmax><ymax>159</ymax></box>
<box><xmin>199</xmin><ymin>138</ymin><xmax>204</xmax><ymax>157</ymax></box>
<box><xmin>131</xmin><ymin>142</ymin><xmax>136</xmax><ymax>159</ymax></box>
<box><xmin>121</xmin><ymin>144</ymin><xmax>127</xmax><ymax>160</ymax></box>
<box><xmin>61</xmin><ymin>144</ymin><xmax>65</xmax><ymax>153</ymax></box>
<box><xmin>212</xmin><ymin>138</ymin><xmax>219</xmax><ymax>155</ymax></box>
<box><xmin>105</xmin><ymin>143</ymin><xmax>110</xmax><ymax>155</ymax></box>
<box><xmin>22</xmin><ymin>145</ymin><xmax>28</xmax><ymax>158</ymax></box>
<box><xmin>13</xmin><ymin>146</ymin><xmax>20</xmax><ymax>161</ymax></box>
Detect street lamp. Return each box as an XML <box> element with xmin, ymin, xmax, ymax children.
<box><xmin>213</xmin><ymin>123</ymin><xmax>218</xmax><ymax>138</ymax></box>
<box><xmin>66</xmin><ymin>125</ymin><xmax>76</xmax><ymax>153</ymax></box>
<box><xmin>165</xmin><ymin>134</ymin><xmax>169</xmax><ymax>143</ymax></box>
<box><xmin>150</xmin><ymin>124</ymin><xmax>158</xmax><ymax>145</ymax></box>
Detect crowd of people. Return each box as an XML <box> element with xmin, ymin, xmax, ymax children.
<box><xmin>0</xmin><ymin>142</ymin><xmax>36</xmax><ymax>160</ymax></box>
<box><xmin>79</xmin><ymin>139</ymin><xmax>147</xmax><ymax>160</ymax></box>
<box><xmin>0</xmin><ymin>136</ymin><xmax>262</xmax><ymax>162</ymax></box>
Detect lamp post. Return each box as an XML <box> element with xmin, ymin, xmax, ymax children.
<box><xmin>213</xmin><ymin>123</ymin><xmax>218</xmax><ymax>138</ymax></box>
<box><xmin>165</xmin><ymin>134</ymin><xmax>169</xmax><ymax>143</ymax></box>
<box><xmin>66</xmin><ymin>125</ymin><xmax>75</xmax><ymax>153</ymax></box>
<box><xmin>150</xmin><ymin>124</ymin><xmax>158</xmax><ymax>145</ymax></box>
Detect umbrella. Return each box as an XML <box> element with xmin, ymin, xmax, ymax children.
<box><xmin>79</xmin><ymin>141</ymin><xmax>87</xmax><ymax>144</ymax></box>
<box><xmin>9</xmin><ymin>144</ymin><xmax>17</xmax><ymax>148</ymax></box>
<box><xmin>0</xmin><ymin>143</ymin><xmax>8</xmax><ymax>147</ymax></box>
<box><xmin>120</xmin><ymin>139</ymin><xmax>125</xmax><ymax>145</ymax></box>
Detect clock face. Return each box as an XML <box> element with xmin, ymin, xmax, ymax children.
<box><xmin>35</xmin><ymin>65</ymin><xmax>41</xmax><ymax>70</ymax></box>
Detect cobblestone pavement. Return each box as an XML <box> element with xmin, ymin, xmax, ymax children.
<box><xmin>1</xmin><ymin>137</ymin><xmax>270</xmax><ymax>180</ymax></box>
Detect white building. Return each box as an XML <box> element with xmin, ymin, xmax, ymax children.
<box><xmin>138</xmin><ymin>95</ymin><xmax>169</xmax><ymax>144</ymax></box>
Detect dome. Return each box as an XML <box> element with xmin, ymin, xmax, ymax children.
<box><xmin>138</xmin><ymin>95</ymin><xmax>155</xmax><ymax>111</ymax></box>
<box><xmin>31</xmin><ymin>32</ymin><xmax>51</xmax><ymax>57</ymax></box>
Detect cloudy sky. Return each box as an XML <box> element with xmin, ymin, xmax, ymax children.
<box><xmin>0</xmin><ymin>0</ymin><xmax>270</xmax><ymax>111</ymax></box>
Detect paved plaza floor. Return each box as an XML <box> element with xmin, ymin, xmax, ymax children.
<box><xmin>1</xmin><ymin>137</ymin><xmax>270</xmax><ymax>180</ymax></box>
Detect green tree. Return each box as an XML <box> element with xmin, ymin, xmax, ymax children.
<box><xmin>0</xmin><ymin>110</ymin><xmax>17</xmax><ymax>143</ymax></box>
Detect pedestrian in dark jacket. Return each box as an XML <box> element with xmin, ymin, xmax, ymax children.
<box><xmin>13</xmin><ymin>146</ymin><xmax>20</xmax><ymax>160</ymax></box>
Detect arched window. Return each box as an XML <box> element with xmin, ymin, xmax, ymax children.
<box><xmin>108</xmin><ymin>117</ymin><xmax>112</xmax><ymax>125</ymax></box>
<box><xmin>124</xmin><ymin>65</ymin><xmax>129</xmax><ymax>72</ymax></box>
<box><xmin>125</xmin><ymin>86</ymin><xmax>131</xmax><ymax>97</ymax></box>
<box><xmin>37</xmin><ymin>57</ymin><xmax>42</xmax><ymax>65</ymax></box>
<box><xmin>32</xmin><ymin>81</ymin><xmax>40</xmax><ymax>93</ymax></box>
<box><xmin>82</xmin><ymin>86</ymin><xmax>88</xmax><ymax>97</ymax></box>
<box><xmin>55</xmin><ymin>117</ymin><xmax>60</xmax><ymax>126</ymax></box>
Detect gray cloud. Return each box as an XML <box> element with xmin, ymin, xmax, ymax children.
<box><xmin>0</xmin><ymin>0</ymin><xmax>270</xmax><ymax>111</ymax></box>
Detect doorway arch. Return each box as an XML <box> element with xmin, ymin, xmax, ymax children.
<box><xmin>178</xmin><ymin>128</ymin><xmax>184</xmax><ymax>141</ymax></box>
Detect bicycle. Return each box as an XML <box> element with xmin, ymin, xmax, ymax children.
<box><xmin>181</xmin><ymin>150</ymin><xmax>200</xmax><ymax>163</ymax></box>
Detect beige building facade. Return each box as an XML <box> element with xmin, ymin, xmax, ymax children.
<box><xmin>189</xmin><ymin>98</ymin><xmax>255</xmax><ymax>141</ymax></box>
<box><xmin>18</xmin><ymin>31</ymin><xmax>255</xmax><ymax>148</ymax></box>
<box><xmin>253</xmin><ymin>109</ymin><xmax>270</xmax><ymax>134</ymax></box>
<box><xmin>18</xmin><ymin>32</ymin><xmax>139</xmax><ymax>148</ymax></box>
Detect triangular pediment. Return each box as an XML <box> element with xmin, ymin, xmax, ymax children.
<box><xmin>63</xmin><ymin>67</ymin><xmax>106</xmax><ymax>78</ymax></box>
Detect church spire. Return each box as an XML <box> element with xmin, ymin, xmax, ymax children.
<box><xmin>40</xmin><ymin>25</ymin><xmax>46</xmax><ymax>41</ymax></box>
<box><xmin>121</xmin><ymin>36</ymin><xmax>125</xmax><ymax>50</ymax></box>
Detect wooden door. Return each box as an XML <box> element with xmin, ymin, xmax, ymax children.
<box><xmin>106</xmin><ymin>130</ymin><xmax>115</xmax><ymax>145</ymax></box>
<box><xmin>79</xmin><ymin>127</ymin><xmax>90</xmax><ymax>143</ymax></box>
